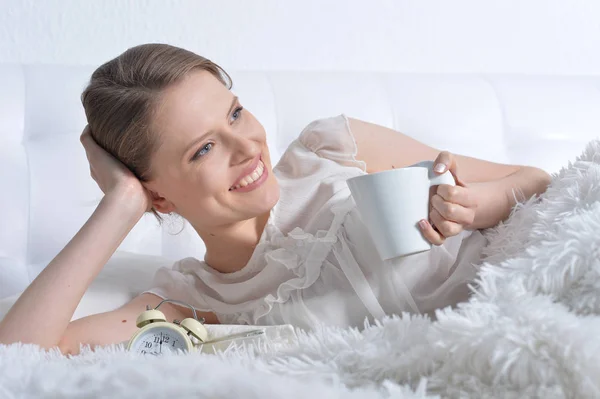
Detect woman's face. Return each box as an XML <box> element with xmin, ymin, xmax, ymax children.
<box><xmin>145</xmin><ymin>70</ymin><xmax>280</xmax><ymax>231</ymax></box>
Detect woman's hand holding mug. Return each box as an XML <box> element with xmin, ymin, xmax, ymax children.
<box><xmin>419</xmin><ymin>151</ymin><xmax>478</xmax><ymax>245</ymax></box>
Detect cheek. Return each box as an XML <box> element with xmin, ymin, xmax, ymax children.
<box><xmin>183</xmin><ymin>166</ymin><xmax>230</xmax><ymax>200</ymax></box>
<box><xmin>250</xmin><ymin>121</ymin><xmax>271</xmax><ymax>163</ymax></box>
<box><xmin>186</xmin><ymin>174</ymin><xmax>218</xmax><ymax>195</ymax></box>
<box><xmin>247</xmin><ymin>112</ymin><xmax>267</xmax><ymax>139</ymax></box>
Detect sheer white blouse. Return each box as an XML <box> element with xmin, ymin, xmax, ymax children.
<box><xmin>143</xmin><ymin>114</ymin><xmax>487</xmax><ymax>331</ymax></box>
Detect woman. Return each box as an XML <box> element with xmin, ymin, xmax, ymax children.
<box><xmin>0</xmin><ymin>44</ymin><xmax>551</xmax><ymax>355</ymax></box>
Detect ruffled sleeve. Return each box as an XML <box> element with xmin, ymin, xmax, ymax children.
<box><xmin>141</xmin><ymin>257</ymin><xmax>216</xmax><ymax>313</ymax></box>
<box><xmin>297</xmin><ymin>114</ymin><xmax>367</xmax><ymax>172</ymax></box>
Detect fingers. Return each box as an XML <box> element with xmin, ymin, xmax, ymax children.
<box><xmin>429</xmin><ymin>208</ymin><xmax>464</xmax><ymax>238</ymax></box>
<box><xmin>433</xmin><ymin>151</ymin><xmax>453</xmax><ymax>174</ymax></box>
<box><xmin>80</xmin><ymin>126</ymin><xmax>103</xmax><ymax>154</ymax></box>
<box><xmin>431</xmin><ymin>193</ymin><xmax>476</xmax><ymax>226</ymax></box>
<box><xmin>80</xmin><ymin>126</ymin><xmax>95</xmax><ymax>151</ymax></box>
<box><xmin>418</xmin><ymin>209</ymin><xmax>465</xmax><ymax>246</ymax></box>
<box><xmin>80</xmin><ymin>125</ymin><xmax>90</xmax><ymax>140</ymax></box>
<box><xmin>418</xmin><ymin>219</ymin><xmax>445</xmax><ymax>246</ymax></box>
<box><xmin>80</xmin><ymin>126</ymin><xmax>96</xmax><ymax>162</ymax></box>
<box><xmin>422</xmin><ymin>150</ymin><xmax>473</xmax><ymax>244</ymax></box>
<box><xmin>436</xmin><ymin>184</ymin><xmax>477</xmax><ymax>207</ymax></box>
<box><xmin>433</xmin><ymin>151</ymin><xmax>467</xmax><ymax>187</ymax></box>
<box><xmin>80</xmin><ymin>126</ymin><xmax>109</xmax><ymax>165</ymax></box>
<box><xmin>80</xmin><ymin>125</ymin><xmax>102</xmax><ymax>186</ymax></box>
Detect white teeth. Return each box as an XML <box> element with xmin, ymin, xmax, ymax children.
<box><xmin>230</xmin><ymin>160</ymin><xmax>265</xmax><ymax>191</ymax></box>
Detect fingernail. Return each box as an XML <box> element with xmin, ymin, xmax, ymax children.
<box><xmin>434</xmin><ymin>163</ymin><xmax>446</xmax><ymax>173</ymax></box>
<box><xmin>419</xmin><ymin>220</ymin><xmax>428</xmax><ymax>229</ymax></box>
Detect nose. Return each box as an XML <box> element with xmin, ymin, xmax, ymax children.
<box><xmin>229</xmin><ymin>134</ymin><xmax>260</xmax><ymax>167</ymax></box>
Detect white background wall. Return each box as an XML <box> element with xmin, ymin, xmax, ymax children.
<box><xmin>0</xmin><ymin>0</ymin><xmax>599</xmax><ymax>75</ymax></box>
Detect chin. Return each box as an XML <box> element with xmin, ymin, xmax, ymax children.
<box><xmin>254</xmin><ymin>174</ymin><xmax>279</xmax><ymax>213</ymax></box>
<box><xmin>236</xmin><ymin>176</ymin><xmax>279</xmax><ymax>220</ymax></box>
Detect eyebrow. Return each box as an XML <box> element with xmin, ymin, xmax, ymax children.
<box><xmin>183</xmin><ymin>96</ymin><xmax>239</xmax><ymax>162</ymax></box>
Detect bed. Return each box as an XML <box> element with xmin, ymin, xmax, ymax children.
<box><xmin>1</xmin><ymin>66</ymin><xmax>600</xmax><ymax>397</ymax></box>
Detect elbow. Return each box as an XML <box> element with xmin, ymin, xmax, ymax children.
<box><xmin>521</xmin><ymin>166</ymin><xmax>552</xmax><ymax>197</ymax></box>
<box><xmin>534</xmin><ymin>167</ymin><xmax>552</xmax><ymax>193</ymax></box>
<box><xmin>57</xmin><ymin>335</ymin><xmax>79</xmax><ymax>356</ymax></box>
<box><xmin>0</xmin><ymin>320</ymin><xmax>68</xmax><ymax>354</ymax></box>
<box><xmin>0</xmin><ymin>325</ymin><xmax>21</xmax><ymax>348</ymax></box>
<box><xmin>0</xmin><ymin>334</ymin><xmax>69</xmax><ymax>355</ymax></box>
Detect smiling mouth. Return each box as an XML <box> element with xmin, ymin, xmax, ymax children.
<box><xmin>229</xmin><ymin>159</ymin><xmax>266</xmax><ymax>191</ymax></box>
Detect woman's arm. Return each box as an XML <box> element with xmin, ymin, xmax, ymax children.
<box><xmin>466</xmin><ymin>166</ymin><xmax>550</xmax><ymax>229</ymax></box>
<box><xmin>57</xmin><ymin>292</ymin><xmax>219</xmax><ymax>356</ymax></box>
<box><xmin>0</xmin><ymin>128</ymin><xmax>221</xmax><ymax>353</ymax></box>
<box><xmin>0</xmin><ymin>188</ymin><xmax>145</xmax><ymax>349</ymax></box>
<box><xmin>1</xmin><ymin>128</ymin><xmax>152</xmax><ymax>350</ymax></box>
<box><xmin>348</xmin><ymin>117</ymin><xmax>551</xmax><ymax>229</ymax></box>
<box><xmin>0</xmin><ymin>187</ymin><xmax>220</xmax><ymax>355</ymax></box>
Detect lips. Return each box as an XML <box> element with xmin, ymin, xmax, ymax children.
<box><xmin>230</xmin><ymin>154</ymin><xmax>261</xmax><ymax>190</ymax></box>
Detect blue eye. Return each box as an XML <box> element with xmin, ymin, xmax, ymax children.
<box><xmin>230</xmin><ymin>106</ymin><xmax>243</xmax><ymax>123</ymax></box>
<box><xmin>192</xmin><ymin>143</ymin><xmax>213</xmax><ymax>161</ymax></box>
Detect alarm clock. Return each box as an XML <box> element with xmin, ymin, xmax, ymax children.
<box><xmin>127</xmin><ymin>298</ymin><xmax>209</xmax><ymax>355</ymax></box>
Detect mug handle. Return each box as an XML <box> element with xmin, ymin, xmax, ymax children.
<box><xmin>409</xmin><ymin>160</ymin><xmax>456</xmax><ymax>187</ymax></box>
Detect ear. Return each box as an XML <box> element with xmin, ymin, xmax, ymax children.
<box><xmin>149</xmin><ymin>191</ymin><xmax>176</xmax><ymax>214</ymax></box>
<box><xmin>143</xmin><ymin>182</ymin><xmax>176</xmax><ymax>214</ymax></box>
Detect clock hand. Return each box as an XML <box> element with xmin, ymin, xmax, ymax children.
<box><xmin>159</xmin><ymin>332</ymin><xmax>163</xmax><ymax>354</ymax></box>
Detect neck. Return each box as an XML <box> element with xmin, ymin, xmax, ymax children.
<box><xmin>193</xmin><ymin>210</ymin><xmax>271</xmax><ymax>274</ymax></box>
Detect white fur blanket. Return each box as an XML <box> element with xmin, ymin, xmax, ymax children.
<box><xmin>2</xmin><ymin>141</ymin><xmax>600</xmax><ymax>399</ymax></box>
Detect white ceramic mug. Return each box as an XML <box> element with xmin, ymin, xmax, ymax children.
<box><xmin>346</xmin><ymin>160</ymin><xmax>456</xmax><ymax>260</ymax></box>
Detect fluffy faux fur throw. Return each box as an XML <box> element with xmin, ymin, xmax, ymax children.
<box><xmin>2</xmin><ymin>141</ymin><xmax>600</xmax><ymax>399</ymax></box>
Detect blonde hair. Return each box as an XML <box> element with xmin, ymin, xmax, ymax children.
<box><xmin>81</xmin><ymin>43</ymin><xmax>232</xmax><ymax>220</ymax></box>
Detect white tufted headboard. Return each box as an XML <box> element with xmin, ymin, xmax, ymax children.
<box><xmin>1</xmin><ymin>65</ymin><xmax>600</xmax><ymax>300</ymax></box>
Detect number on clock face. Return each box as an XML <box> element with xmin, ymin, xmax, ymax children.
<box><xmin>131</xmin><ymin>327</ymin><xmax>188</xmax><ymax>355</ymax></box>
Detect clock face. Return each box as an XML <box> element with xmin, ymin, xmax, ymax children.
<box><xmin>130</xmin><ymin>326</ymin><xmax>189</xmax><ymax>355</ymax></box>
